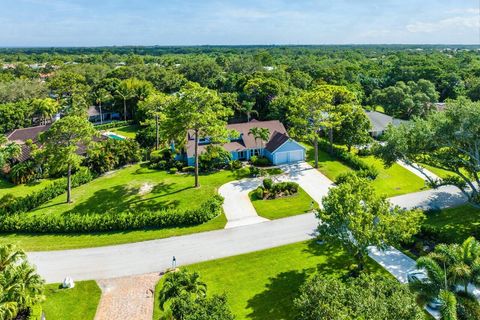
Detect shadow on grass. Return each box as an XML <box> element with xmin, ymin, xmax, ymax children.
<box><xmin>246</xmin><ymin>241</ymin><xmax>355</xmax><ymax>320</ymax></box>
<box><xmin>62</xmin><ymin>183</ymin><xmax>180</xmax><ymax>216</ymax></box>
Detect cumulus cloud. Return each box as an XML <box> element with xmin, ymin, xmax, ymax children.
<box><xmin>407</xmin><ymin>15</ymin><xmax>480</xmax><ymax>33</ymax></box>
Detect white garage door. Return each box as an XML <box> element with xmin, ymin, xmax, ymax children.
<box><xmin>274</xmin><ymin>150</ymin><xmax>304</xmax><ymax>165</ymax></box>
<box><xmin>275</xmin><ymin>152</ymin><xmax>289</xmax><ymax>164</ymax></box>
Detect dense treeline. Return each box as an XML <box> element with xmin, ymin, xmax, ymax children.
<box><xmin>1</xmin><ymin>46</ymin><xmax>479</xmax><ymax>135</ymax></box>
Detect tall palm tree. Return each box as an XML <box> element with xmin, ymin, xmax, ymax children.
<box><xmin>93</xmin><ymin>88</ymin><xmax>111</xmax><ymax>125</ymax></box>
<box><xmin>158</xmin><ymin>269</ymin><xmax>207</xmax><ymax>311</ymax></box>
<box><xmin>115</xmin><ymin>82</ymin><xmax>133</xmax><ymax>122</ymax></box>
<box><xmin>238</xmin><ymin>100</ymin><xmax>258</xmax><ymax>122</ymax></box>
<box><xmin>249</xmin><ymin>127</ymin><xmax>270</xmax><ymax>157</ymax></box>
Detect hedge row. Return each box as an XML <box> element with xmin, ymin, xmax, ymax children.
<box><xmin>0</xmin><ymin>195</ymin><xmax>224</xmax><ymax>233</ymax></box>
<box><xmin>318</xmin><ymin>140</ymin><xmax>378</xmax><ymax>179</ymax></box>
<box><xmin>0</xmin><ymin>168</ymin><xmax>95</xmax><ymax>215</ymax></box>
<box><xmin>94</xmin><ymin>120</ymin><xmax>135</xmax><ymax>130</ymax></box>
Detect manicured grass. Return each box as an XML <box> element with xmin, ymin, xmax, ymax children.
<box><xmin>0</xmin><ymin>214</ymin><xmax>227</xmax><ymax>251</ymax></box>
<box><xmin>153</xmin><ymin>240</ymin><xmax>389</xmax><ymax>320</ymax></box>
<box><xmin>359</xmin><ymin>156</ymin><xmax>427</xmax><ymax>197</ymax></box>
<box><xmin>249</xmin><ymin>187</ymin><xmax>317</xmax><ymax>219</ymax></box>
<box><xmin>424</xmin><ymin>204</ymin><xmax>480</xmax><ymax>244</ymax></box>
<box><xmin>0</xmin><ymin>165</ymin><xmax>249</xmax><ymax>251</ymax></box>
<box><xmin>302</xmin><ymin>143</ymin><xmax>353</xmax><ymax>180</ymax></box>
<box><xmin>110</xmin><ymin>124</ymin><xmax>139</xmax><ymax>139</ymax></box>
<box><xmin>420</xmin><ymin>163</ymin><xmax>454</xmax><ymax>180</ymax></box>
<box><xmin>42</xmin><ymin>280</ymin><xmax>101</xmax><ymax>320</ymax></box>
<box><xmin>0</xmin><ymin>177</ymin><xmax>56</xmax><ymax>198</ymax></box>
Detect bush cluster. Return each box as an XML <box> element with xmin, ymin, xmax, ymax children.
<box><xmin>250</xmin><ymin>155</ymin><xmax>272</xmax><ymax>167</ymax></box>
<box><xmin>85</xmin><ymin>139</ymin><xmax>142</xmax><ymax>174</ymax></box>
<box><xmin>199</xmin><ymin>145</ymin><xmax>232</xmax><ymax>172</ymax></box>
<box><xmin>94</xmin><ymin>120</ymin><xmax>134</xmax><ymax>130</ymax></box>
<box><xmin>0</xmin><ymin>195</ymin><xmax>224</xmax><ymax>233</ymax></box>
<box><xmin>318</xmin><ymin>140</ymin><xmax>378</xmax><ymax>179</ymax></box>
<box><xmin>0</xmin><ymin>168</ymin><xmax>94</xmax><ymax>215</ymax></box>
<box><xmin>252</xmin><ymin>178</ymin><xmax>299</xmax><ymax>200</ymax></box>
<box><xmin>149</xmin><ymin>149</ymin><xmax>185</xmax><ymax>171</ymax></box>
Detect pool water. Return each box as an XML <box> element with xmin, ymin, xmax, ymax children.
<box><xmin>105</xmin><ymin>133</ymin><xmax>126</xmax><ymax>140</ymax></box>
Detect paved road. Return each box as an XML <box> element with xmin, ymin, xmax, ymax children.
<box><xmin>28</xmin><ymin>213</ymin><xmax>318</xmax><ymax>283</ymax></box>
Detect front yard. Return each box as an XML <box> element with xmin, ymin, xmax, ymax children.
<box><xmin>0</xmin><ymin>165</ymin><xmax>249</xmax><ymax>251</ymax></box>
<box><xmin>249</xmin><ymin>187</ymin><xmax>317</xmax><ymax>219</ymax></box>
<box><xmin>42</xmin><ymin>280</ymin><xmax>101</xmax><ymax>320</ymax></box>
<box><xmin>153</xmin><ymin>240</ymin><xmax>389</xmax><ymax>320</ymax></box>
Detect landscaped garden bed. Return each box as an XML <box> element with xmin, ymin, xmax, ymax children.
<box><xmin>249</xmin><ymin>179</ymin><xmax>317</xmax><ymax>219</ymax></box>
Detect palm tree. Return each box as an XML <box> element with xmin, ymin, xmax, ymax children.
<box><xmin>238</xmin><ymin>100</ymin><xmax>258</xmax><ymax>122</ymax></box>
<box><xmin>31</xmin><ymin>98</ymin><xmax>59</xmax><ymax>125</ymax></box>
<box><xmin>158</xmin><ymin>269</ymin><xmax>207</xmax><ymax>311</ymax></box>
<box><xmin>0</xmin><ymin>244</ymin><xmax>45</xmax><ymax>320</ymax></box>
<box><xmin>249</xmin><ymin>127</ymin><xmax>270</xmax><ymax>156</ymax></box>
<box><xmin>115</xmin><ymin>82</ymin><xmax>133</xmax><ymax>122</ymax></box>
<box><xmin>0</xmin><ymin>137</ymin><xmax>21</xmax><ymax>168</ymax></box>
<box><xmin>93</xmin><ymin>88</ymin><xmax>111</xmax><ymax>125</ymax></box>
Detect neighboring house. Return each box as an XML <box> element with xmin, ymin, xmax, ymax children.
<box><xmin>184</xmin><ymin>119</ymin><xmax>305</xmax><ymax>166</ymax></box>
<box><xmin>364</xmin><ymin>110</ymin><xmax>407</xmax><ymax>138</ymax></box>
<box><xmin>6</xmin><ymin>124</ymin><xmax>105</xmax><ymax>163</ymax></box>
<box><xmin>6</xmin><ymin>124</ymin><xmax>52</xmax><ymax>163</ymax></box>
<box><xmin>87</xmin><ymin>106</ymin><xmax>120</xmax><ymax>124</ymax></box>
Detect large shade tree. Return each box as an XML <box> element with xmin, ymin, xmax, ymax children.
<box><xmin>317</xmin><ymin>174</ymin><xmax>424</xmax><ymax>270</ymax></box>
<box><xmin>40</xmin><ymin>116</ymin><xmax>96</xmax><ymax>203</ymax></box>
<box><xmin>289</xmin><ymin>85</ymin><xmax>356</xmax><ymax>168</ymax></box>
<box><xmin>375</xmin><ymin>98</ymin><xmax>480</xmax><ymax>205</ymax></box>
<box><xmin>162</xmin><ymin>82</ymin><xmax>232</xmax><ymax>187</ymax></box>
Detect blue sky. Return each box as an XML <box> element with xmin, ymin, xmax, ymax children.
<box><xmin>0</xmin><ymin>0</ymin><xmax>479</xmax><ymax>46</ymax></box>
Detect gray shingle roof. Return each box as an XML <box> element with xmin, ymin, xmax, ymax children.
<box><xmin>364</xmin><ymin>111</ymin><xmax>406</xmax><ymax>133</ymax></box>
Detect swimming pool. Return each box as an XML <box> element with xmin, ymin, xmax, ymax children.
<box><xmin>104</xmin><ymin>132</ymin><xmax>126</xmax><ymax>140</ymax></box>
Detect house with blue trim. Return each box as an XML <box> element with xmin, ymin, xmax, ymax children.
<box><xmin>184</xmin><ymin>119</ymin><xmax>305</xmax><ymax>166</ymax></box>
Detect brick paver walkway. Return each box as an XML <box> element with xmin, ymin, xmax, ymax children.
<box><xmin>94</xmin><ymin>273</ymin><xmax>161</xmax><ymax>320</ymax></box>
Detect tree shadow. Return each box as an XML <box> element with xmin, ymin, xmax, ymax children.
<box><xmin>62</xmin><ymin>182</ymin><xmax>180</xmax><ymax>216</ymax></box>
<box><xmin>246</xmin><ymin>270</ymin><xmax>307</xmax><ymax>320</ymax></box>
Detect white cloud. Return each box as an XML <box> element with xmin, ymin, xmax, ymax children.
<box><xmin>407</xmin><ymin>16</ymin><xmax>480</xmax><ymax>33</ymax></box>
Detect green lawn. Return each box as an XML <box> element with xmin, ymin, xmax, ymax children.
<box><xmin>0</xmin><ymin>177</ymin><xmax>56</xmax><ymax>198</ymax></box>
<box><xmin>110</xmin><ymin>125</ymin><xmax>139</xmax><ymax>139</ymax></box>
<box><xmin>42</xmin><ymin>280</ymin><xmax>101</xmax><ymax>320</ymax></box>
<box><xmin>249</xmin><ymin>187</ymin><xmax>317</xmax><ymax>219</ymax></box>
<box><xmin>359</xmin><ymin>156</ymin><xmax>427</xmax><ymax>197</ymax></box>
<box><xmin>424</xmin><ymin>204</ymin><xmax>480</xmax><ymax>244</ymax></box>
<box><xmin>153</xmin><ymin>240</ymin><xmax>389</xmax><ymax>320</ymax></box>
<box><xmin>0</xmin><ymin>165</ymin><xmax>249</xmax><ymax>251</ymax></box>
<box><xmin>302</xmin><ymin>143</ymin><xmax>354</xmax><ymax>180</ymax></box>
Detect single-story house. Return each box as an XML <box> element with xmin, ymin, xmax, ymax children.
<box><xmin>364</xmin><ymin>110</ymin><xmax>407</xmax><ymax>138</ymax></box>
<box><xmin>184</xmin><ymin>119</ymin><xmax>305</xmax><ymax>166</ymax></box>
<box><xmin>5</xmin><ymin>123</ymin><xmax>106</xmax><ymax>164</ymax></box>
<box><xmin>6</xmin><ymin>124</ymin><xmax>52</xmax><ymax>163</ymax></box>
<box><xmin>87</xmin><ymin>106</ymin><xmax>120</xmax><ymax>124</ymax></box>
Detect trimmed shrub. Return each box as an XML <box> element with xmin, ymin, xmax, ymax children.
<box><xmin>94</xmin><ymin>120</ymin><xmax>134</xmax><ymax>130</ymax></box>
<box><xmin>251</xmin><ymin>187</ymin><xmax>264</xmax><ymax>200</ymax></box>
<box><xmin>263</xmin><ymin>178</ymin><xmax>273</xmax><ymax>190</ymax></box>
<box><xmin>169</xmin><ymin>167</ymin><xmax>178</xmax><ymax>174</ymax></box>
<box><xmin>0</xmin><ymin>168</ymin><xmax>95</xmax><ymax>215</ymax></box>
<box><xmin>182</xmin><ymin>166</ymin><xmax>195</xmax><ymax>173</ymax></box>
<box><xmin>229</xmin><ymin>160</ymin><xmax>243</xmax><ymax>170</ymax></box>
<box><xmin>0</xmin><ymin>195</ymin><xmax>224</xmax><ymax>233</ymax></box>
<box><xmin>250</xmin><ymin>156</ymin><xmax>271</xmax><ymax>167</ymax></box>
<box><xmin>335</xmin><ymin>170</ymin><xmax>376</xmax><ymax>185</ymax></box>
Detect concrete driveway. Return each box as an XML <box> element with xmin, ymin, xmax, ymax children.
<box><xmin>219</xmin><ymin>162</ymin><xmax>334</xmax><ymax>228</ymax></box>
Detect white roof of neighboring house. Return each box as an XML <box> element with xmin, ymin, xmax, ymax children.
<box><xmin>364</xmin><ymin>110</ymin><xmax>406</xmax><ymax>133</ymax></box>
